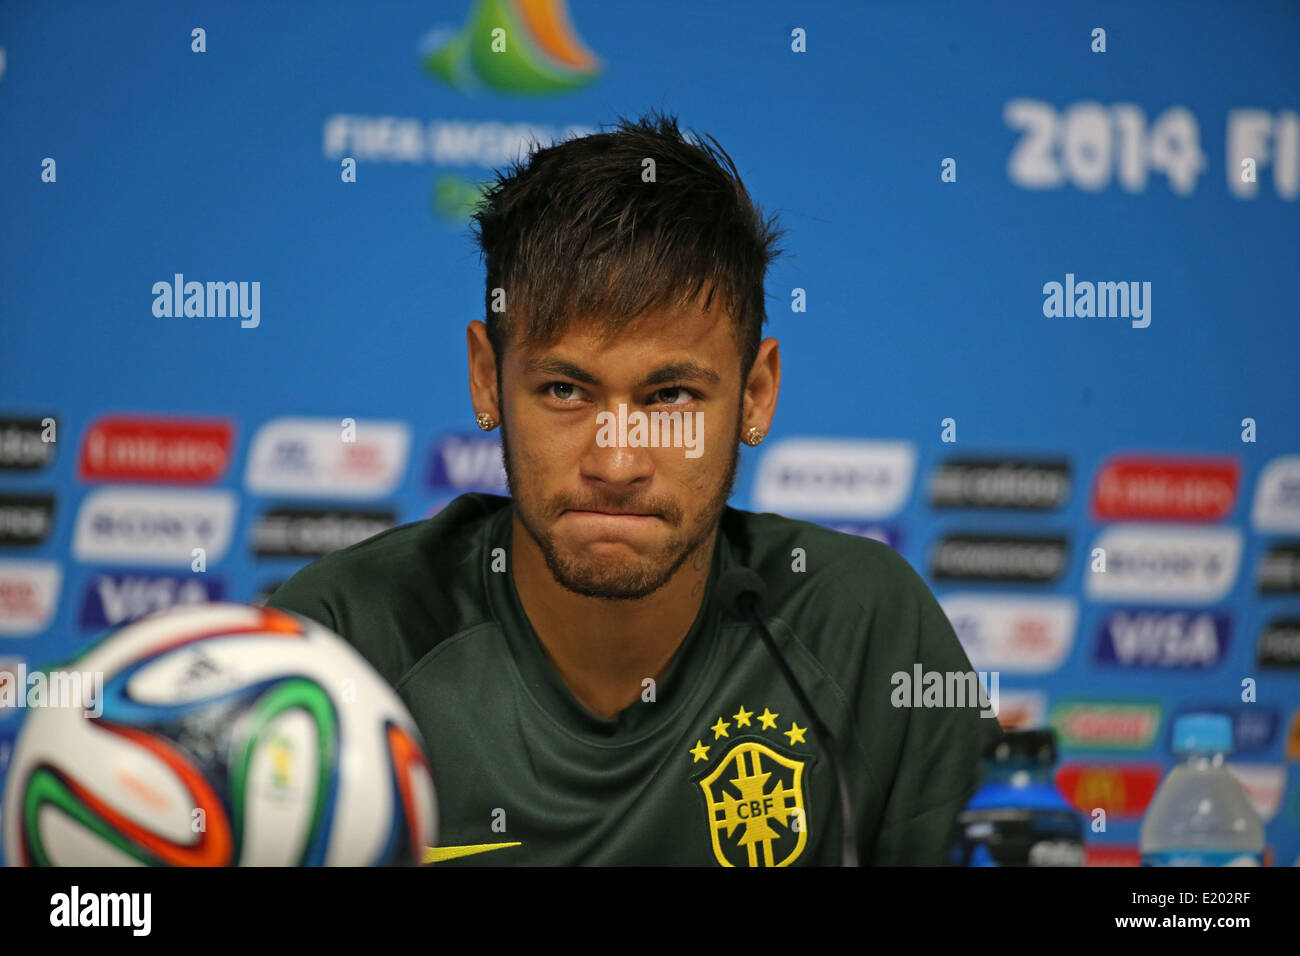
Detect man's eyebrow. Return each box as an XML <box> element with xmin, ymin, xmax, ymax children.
<box><xmin>523</xmin><ymin>358</ymin><xmax>599</xmax><ymax>384</ymax></box>
<box><xmin>640</xmin><ymin>361</ymin><xmax>721</xmax><ymax>387</ymax></box>
<box><xmin>522</xmin><ymin>357</ymin><xmax>721</xmax><ymax>388</ymax></box>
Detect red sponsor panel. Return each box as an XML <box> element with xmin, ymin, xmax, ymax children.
<box><xmin>1092</xmin><ymin>455</ymin><xmax>1239</xmax><ymax>522</ymax></box>
<box><xmin>1055</xmin><ymin>762</ymin><xmax>1162</xmax><ymax>818</ymax></box>
<box><xmin>79</xmin><ymin>416</ymin><xmax>233</xmax><ymax>484</ymax></box>
<box><xmin>1085</xmin><ymin>845</ymin><xmax>1142</xmax><ymax>867</ymax></box>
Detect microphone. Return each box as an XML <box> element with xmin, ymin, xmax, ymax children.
<box><xmin>716</xmin><ymin>566</ymin><xmax>860</xmax><ymax>867</ymax></box>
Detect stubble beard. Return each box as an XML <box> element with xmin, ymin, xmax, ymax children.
<box><xmin>501</xmin><ymin>414</ymin><xmax>740</xmax><ymax>601</ymax></box>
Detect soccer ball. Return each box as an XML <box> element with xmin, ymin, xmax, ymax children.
<box><xmin>1</xmin><ymin>602</ymin><xmax>436</xmax><ymax>865</ymax></box>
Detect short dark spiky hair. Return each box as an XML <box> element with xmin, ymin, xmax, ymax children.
<box><xmin>469</xmin><ymin>110</ymin><xmax>786</xmax><ymax>386</ymax></box>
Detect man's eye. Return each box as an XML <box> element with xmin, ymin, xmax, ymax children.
<box><xmin>651</xmin><ymin>387</ymin><xmax>697</xmax><ymax>406</ymax></box>
<box><xmin>544</xmin><ymin>382</ymin><xmax>584</xmax><ymax>402</ymax></box>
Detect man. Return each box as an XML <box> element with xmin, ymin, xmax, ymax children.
<box><xmin>267</xmin><ymin>111</ymin><xmax>984</xmax><ymax>866</ymax></box>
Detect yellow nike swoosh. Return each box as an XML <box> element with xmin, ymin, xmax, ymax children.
<box><xmin>423</xmin><ymin>842</ymin><xmax>522</xmax><ymax>863</ymax></box>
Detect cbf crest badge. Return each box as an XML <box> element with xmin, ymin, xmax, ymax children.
<box><xmin>689</xmin><ymin>704</ymin><xmax>812</xmax><ymax>866</ymax></box>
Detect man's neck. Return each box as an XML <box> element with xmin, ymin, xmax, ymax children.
<box><xmin>511</xmin><ymin>514</ymin><xmax>716</xmax><ymax>720</ymax></box>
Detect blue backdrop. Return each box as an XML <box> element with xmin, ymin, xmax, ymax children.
<box><xmin>2</xmin><ymin>0</ymin><xmax>1297</xmax><ymax>866</ymax></box>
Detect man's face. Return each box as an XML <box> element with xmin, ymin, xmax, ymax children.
<box><xmin>500</xmin><ymin>301</ymin><xmax>742</xmax><ymax>600</ymax></box>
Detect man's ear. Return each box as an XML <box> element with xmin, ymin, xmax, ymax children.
<box><xmin>467</xmin><ymin>320</ymin><xmax>501</xmax><ymax>421</ymax></box>
<box><xmin>741</xmin><ymin>337</ymin><xmax>780</xmax><ymax>438</ymax></box>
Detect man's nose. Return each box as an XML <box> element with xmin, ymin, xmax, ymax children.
<box><xmin>580</xmin><ymin>405</ymin><xmax>656</xmax><ymax>485</ymax></box>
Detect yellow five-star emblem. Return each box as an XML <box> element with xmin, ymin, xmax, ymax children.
<box><xmin>784</xmin><ymin>722</ymin><xmax>807</xmax><ymax>745</ymax></box>
<box><xmin>690</xmin><ymin>739</ymin><xmax>711</xmax><ymax>762</ymax></box>
<box><xmin>733</xmin><ymin>704</ymin><xmax>753</xmax><ymax>728</ymax></box>
<box><xmin>710</xmin><ymin>716</ymin><xmax>731</xmax><ymax>739</ymax></box>
<box><xmin>758</xmin><ymin>707</ymin><xmax>779</xmax><ymax>730</ymax></box>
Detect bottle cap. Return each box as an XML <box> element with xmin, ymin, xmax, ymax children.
<box><xmin>1172</xmin><ymin>713</ymin><xmax>1232</xmax><ymax>754</ymax></box>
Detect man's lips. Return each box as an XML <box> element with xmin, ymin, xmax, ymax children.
<box><xmin>559</xmin><ymin>509</ymin><xmax>660</xmax><ymax>522</ymax></box>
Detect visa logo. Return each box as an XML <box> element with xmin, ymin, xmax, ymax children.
<box><xmin>1096</xmin><ymin>609</ymin><xmax>1230</xmax><ymax>669</ymax></box>
<box><xmin>79</xmin><ymin>572</ymin><xmax>224</xmax><ymax>630</ymax></box>
<box><xmin>427</xmin><ymin>435</ymin><xmax>507</xmax><ymax>493</ymax></box>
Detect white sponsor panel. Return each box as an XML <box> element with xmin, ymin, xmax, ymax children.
<box><xmin>73</xmin><ymin>488</ymin><xmax>236</xmax><ymax>566</ymax></box>
<box><xmin>1085</xmin><ymin>525</ymin><xmax>1242</xmax><ymax>604</ymax></box>
<box><xmin>0</xmin><ymin>560</ymin><xmax>61</xmax><ymax>636</ymax></box>
<box><xmin>1251</xmin><ymin>455</ymin><xmax>1300</xmax><ymax>533</ymax></box>
<box><xmin>939</xmin><ymin>595</ymin><xmax>1077</xmax><ymax>674</ymax></box>
<box><xmin>752</xmin><ymin>439</ymin><xmax>915</xmax><ymax>519</ymax></box>
<box><xmin>1225</xmin><ymin>763</ymin><xmax>1285</xmax><ymax>823</ymax></box>
<box><xmin>245</xmin><ymin>417</ymin><xmax>410</xmax><ymax>498</ymax></box>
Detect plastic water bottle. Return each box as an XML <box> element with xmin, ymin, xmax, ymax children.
<box><xmin>950</xmin><ymin>728</ymin><xmax>1085</xmax><ymax>866</ymax></box>
<box><xmin>1140</xmin><ymin>713</ymin><xmax>1264</xmax><ymax>866</ymax></box>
